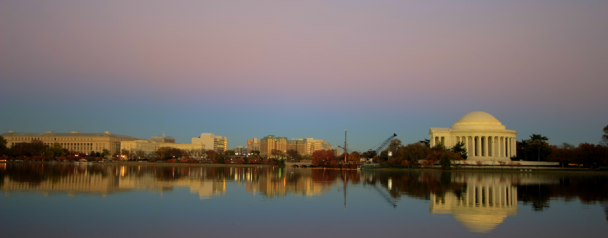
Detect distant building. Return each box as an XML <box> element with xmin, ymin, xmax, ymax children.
<box><xmin>191</xmin><ymin>133</ymin><xmax>227</xmax><ymax>152</ymax></box>
<box><xmin>121</xmin><ymin>137</ymin><xmax>205</xmax><ymax>158</ymax></box>
<box><xmin>150</xmin><ymin>136</ymin><xmax>175</xmax><ymax>143</ymax></box>
<box><xmin>1</xmin><ymin>130</ymin><xmax>136</xmax><ymax>155</ymax></box>
<box><xmin>233</xmin><ymin>146</ymin><xmax>247</xmax><ymax>155</ymax></box>
<box><xmin>287</xmin><ymin>139</ymin><xmax>306</xmax><ymax>155</ymax></box>
<box><xmin>260</xmin><ymin>135</ymin><xmax>288</xmax><ymax>157</ymax></box>
<box><xmin>247</xmin><ymin>138</ymin><xmax>260</xmax><ymax>152</ymax></box>
<box><xmin>259</xmin><ymin>135</ymin><xmax>332</xmax><ymax>157</ymax></box>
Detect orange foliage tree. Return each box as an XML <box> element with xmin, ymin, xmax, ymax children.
<box><xmin>312</xmin><ymin>149</ymin><xmax>335</xmax><ymax>166</ymax></box>
<box><xmin>348</xmin><ymin>151</ymin><xmax>361</xmax><ymax>165</ymax></box>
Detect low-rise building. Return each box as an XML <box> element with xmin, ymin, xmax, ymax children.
<box><xmin>121</xmin><ymin>136</ymin><xmax>205</xmax><ymax>158</ymax></box>
<box><xmin>259</xmin><ymin>135</ymin><xmax>332</xmax><ymax>157</ymax></box>
<box><xmin>1</xmin><ymin>130</ymin><xmax>136</xmax><ymax>155</ymax></box>
<box><xmin>192</xmin><ymin>133</ymin><xmax>227</xmax><ymax>152</ymax></box>
<box><xmin>247</xmin><ymin>138</ymin><xmax>260</xmax><ymax>152</ymax></box>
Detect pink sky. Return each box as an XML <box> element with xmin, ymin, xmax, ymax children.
<box><xmin>1</xmin><ymin>0</ymin><xmax>607</xmax><ymax>148</ymax></box>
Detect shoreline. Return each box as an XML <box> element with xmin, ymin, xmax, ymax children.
<box><xmin>368</xmin><ymin>167</ymin><xmax>608</xmax><ymax>175</ymax></box>
<box><xmin>2</xmin><ymin>161</ymin><xmax>271</xmax><ymax>168</ymax></box>
<box><xmin>4</xmin><ymin>161</ymin><xmax>608</xmax><ymax>174</ymax></box>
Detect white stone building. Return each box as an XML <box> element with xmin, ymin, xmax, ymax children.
<box><xmin>429</xmin><ymin>111</ymin><xmax>517</xmax><ymax>162</ymax></box>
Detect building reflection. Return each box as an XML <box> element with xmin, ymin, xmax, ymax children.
<box><xmin>3</xmin><ymin>163</ymin><xmax>607</xmax><ymax>228</ymax></box>
<box><xmin>0</xmin><ymin>164</ymin><xmax>336</xmax><ymax>199</ymax></box>
<box><xmin>428</xmin><ymin>172</ymin><xmax>566</xmax><ymax>233</ymax></box>
<box><xmin>430</xmin><ymin>173</ymin><xmax>518</xmax><ymax>233</ymax></box>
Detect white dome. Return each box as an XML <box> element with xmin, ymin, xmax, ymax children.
<box><xmin>451</xmin><ymin>111</ymin><xmax>506</xmax><ymax>130</ymax></box>
<box><xmin>454</xmin><ymin>111</ymin><xmax>502</xmax><ymax>126</ymax></box>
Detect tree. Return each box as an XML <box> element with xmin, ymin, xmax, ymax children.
<box><xmin>312</xmin><ymin>149</ymin><xmax>334</xmax><ymax>166</ymax></box>
<box><xmin>398</xmin><ymin>143</ymin><xmax>431</xmax><ymax>167</ymax></box>
<box><xmin>156</xmin><ymin>147</ymin><xmax>183</xmax><ymax>160</ymax></box>
<box><xmin>361</xmin><ymin>150</ymin><xmax>377</xmax><ymax>161</ymax></box>
<box><xmin>387</xmin><ymin>139</ymin><xmax>402</xmax><ymax>155</ymax></box>
<box><xmin>190</xmin><ymin>149</ymin><xmax>206</xmax><ymax>158</ymax></box>
<box><xmin>45</xmin><ymin>143</ymin><xmax>65</xmax><ymax>159</ymax></box>
<box><xmin>547</xmin><ymin>143</ymin><xmax>576</xmax><ymax>168</ymax></box>
<box><xmin>205</xmin><ymin>150</ymin><xmax>217</xmax><ymax>161</ymax></box>
<box><xmin>419</xmin><ymin>139</ymin><xmax>430</xmax><ymax>148</ymax></box>
<box><xmin>517</xmin><ymin>140</ymin><xmax>530</xmax><ymax>160</ymax></box>
<box><xmin>270</xmin><ymin>149</ymin><xmax>283</xmax><ymax>159</ymax></box>
<box><xmin>529</xmin><ymin>134</ymin><xmax>549</xmax><ymax>161</ymax></box>
<box><xmin>101</xmin><ymin>149</ymin><xmax>110</xmax><ymax>158</ymax></box>
<box><xmin>348</xmin><ymin>151</ymin><xmax>361</xmax><ymax>165</ymax></box>
<box><xmin>0</xmin><ymin>136</ymin><xmax>7</xmax><ymax>155</ymax></box>
<box><xmin>224</xmin><ymin>150</ymin><xmax>235</xmax><ymax>157</ymax></box>
<box><xmin>286</xmin><ymin>149</ymin><xmax>301</xmax><ymax>161</ymax></box>
<box><xmin>440</xmin><ymin>151</ymin><xmax>462</xmax><ymax>170</ymax></box>
<box><xmin>121</xmin><ymin>149</ymin><xmax>130</xmax><ymax>159</ymax></box>
<box><xmin>135</xmin><ymin>150</ymin><xmax>146</xmax><ymax>159</ymax></box>
<box><xmin>451</xmin><ymin>141</ymin><xmax>468</xmax><ymax>160</ymax></box>
<box><xmin>601</xmin><ymin>125</ymin><xmax>608</xmax><ymax>146</ymax></box>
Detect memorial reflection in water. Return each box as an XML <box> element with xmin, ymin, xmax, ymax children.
<box><xmin>1</xmin><ymin>163</ymin><xmax>607</xmax><ymax>235</ymax></box>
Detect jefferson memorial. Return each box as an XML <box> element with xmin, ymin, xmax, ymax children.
<box><xmin>429</xmin><ymin>111</ymin><xmax>517</xmax><ymax>162</ymax></box>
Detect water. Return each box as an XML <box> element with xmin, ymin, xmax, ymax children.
<box><xmin>1</xmin><ymin>163</ymin><xmax>607</xmax><ymax>238</ymax></box>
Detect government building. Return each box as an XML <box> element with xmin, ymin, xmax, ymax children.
<box><xmin>1</xmin><ymin>130</ymin><xmax>136</xmax><ymax>155</ymax></box>
<box><xmin>429</xmin><ymin>111</ymin><xmax>517</xmax><ymax>162</ymax></box>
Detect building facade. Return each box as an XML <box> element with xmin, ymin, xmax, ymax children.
<box><xmin>260</xmin><ymin>135</ymin><xmax>288</xmax><ymax>157</ymax></box>
<box><xmin>192</xmin><ymin>133</ymin><xmax>227</xmax><ymax>152</ymax></box>
<box><xmin>121</xmin><ymin>137</ymin><xmax>206</xmax><ymax>158</ymax></box>
<box><xmin>259</xmin><ymin>135</ymin><xmax>332</xmax><ymax>157</ymax></box>
<box><xmin>247</xmin><ymin>138</ymin><xmax>260</xmax><ymax>152</ymax></box>
<box><xmin>429</xmin><ymin>111</ymin><xmax>517</xmax><ymax>162</ymax></box>
<box><xmin>1</xmin><ymin>131</ymin><xmax>136</xmax><ymax>155</ymax></box>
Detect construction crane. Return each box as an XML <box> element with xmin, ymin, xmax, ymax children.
<box><xmin>364</xmin><ymin>133</ymin><xmax>398</xmax><ymax>161</ymax></box>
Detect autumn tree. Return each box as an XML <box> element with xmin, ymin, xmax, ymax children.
<box><xmin>577</xmin><ymin>143</ymin><xmax>608</xmax><ymax>167</ymax></box>
<box><xmin>312</xmin><ymin>149</ymin><xmax>334</xmax><ymax>166</ymax></box>
<box><xmin>547</xmin><ymin>143</ymin><xmax>576</xmax><ymax>168</ymax></box>
<box><xmin>205</xmin><ymin>150</ymin><xmax>217</xmax><ymax>161</ymax></box>
<box><xmin>156</xmin><ymin>147</ymin><xmax>183</xmax><ymax>160</ymax></box>
<box><xmin>398</xmin><ymin>143</ymin><xmax>430</xmax><ymax>167</ymax></box>
<box><xmin>439</xmin><ymin>151</ymin><xmax>463</xmax><ymax>170</ymax></box>
<box><xmin>348</xmin><ymin>151</ymin><xmax>361</xmax><ymax>165</ymax></box>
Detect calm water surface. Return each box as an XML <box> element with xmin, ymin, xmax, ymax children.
<box><xmin>1</xmin><ymin>163</ymin><xmax>607</xmax><ymax>238</ymax></box>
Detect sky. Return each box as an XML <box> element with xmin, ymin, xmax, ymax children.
<box><xmin>1</xmin><ymin>0</ymin><xmax>607</xmax><ymax>151</ymax></box>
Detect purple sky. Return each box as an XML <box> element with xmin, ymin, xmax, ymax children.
<box><xmin>1</xmin><ymin>0</ymin><xmax>607</xmax><ymax>151</ymax></box>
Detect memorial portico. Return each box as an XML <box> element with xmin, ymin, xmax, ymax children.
<box><xmin>429</xmin><ymin>111</ymin><xmax>517</xmax><ymax>162</ymax></box>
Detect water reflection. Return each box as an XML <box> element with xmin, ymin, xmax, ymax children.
<box><xmin>1</xmin><ymin>163</ymin><xmax>608</xmax><ymax>233</ymax></box>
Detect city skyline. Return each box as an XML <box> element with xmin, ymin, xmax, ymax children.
<box><xmin>1</xmin><ymin>0</ymin><xmax>607</xmax><ymax>151</ymax></box>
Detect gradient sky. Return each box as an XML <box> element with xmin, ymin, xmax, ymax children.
<box><xmin>1</xmin><ymin>0</ymin><xmax>607</xmax><ymax>151</ymax></box>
